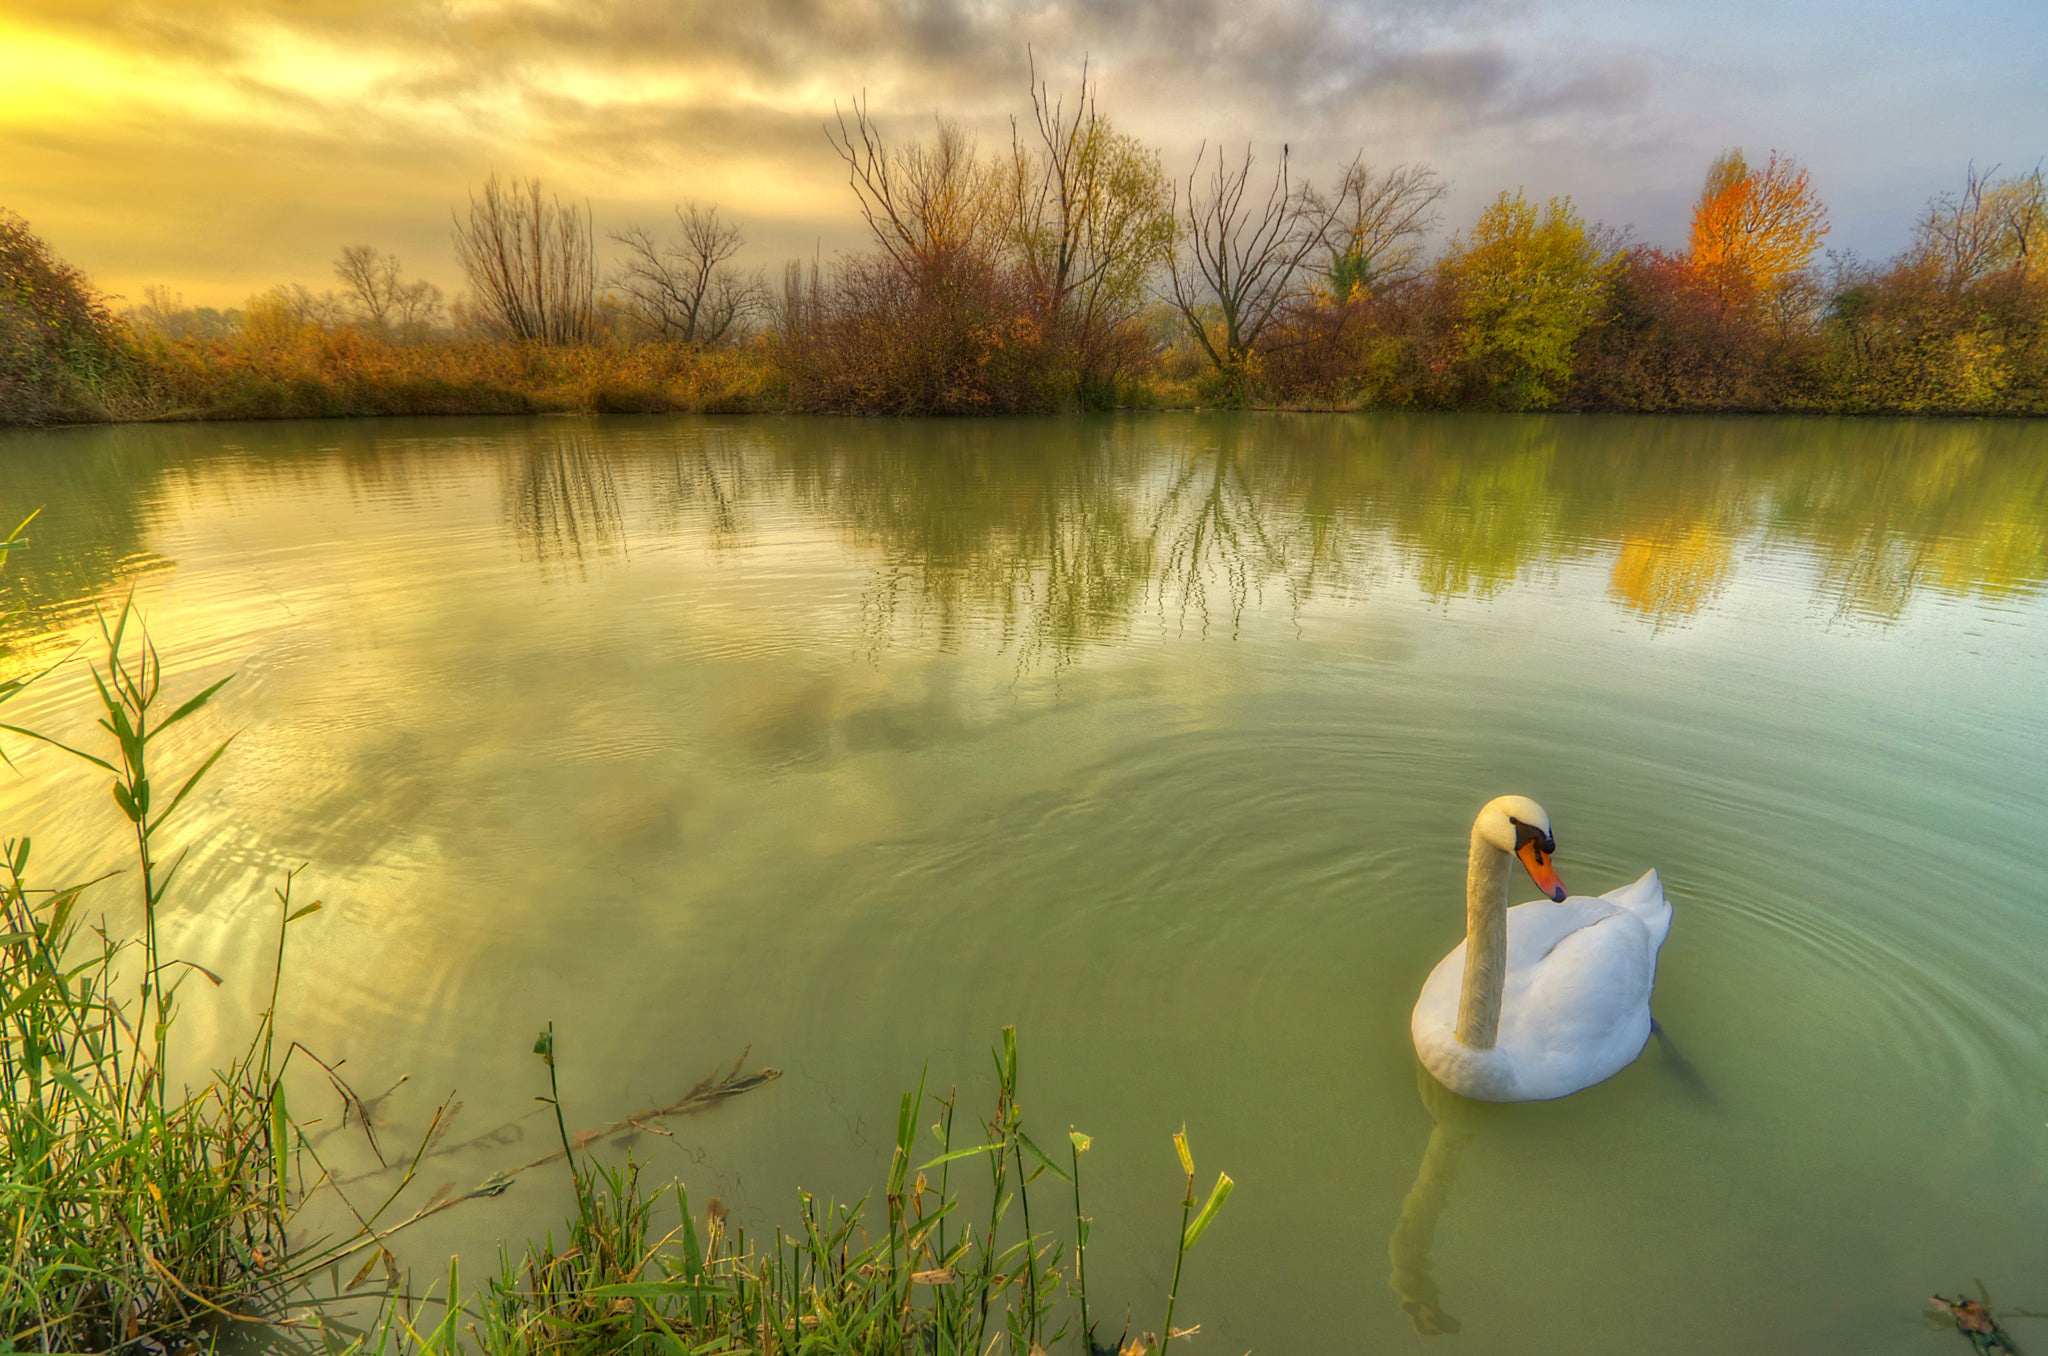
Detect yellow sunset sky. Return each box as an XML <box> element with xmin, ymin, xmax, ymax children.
<box><xmin>2</xmin><ymin>0</ymin><xmax>2042</xmax><ymax>309</ymax></box>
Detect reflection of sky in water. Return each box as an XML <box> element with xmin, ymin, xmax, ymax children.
<box><xmin>2</xmin><ymin>412</ymin><xmax>2047</xmax><ymax>1354</ymax></box>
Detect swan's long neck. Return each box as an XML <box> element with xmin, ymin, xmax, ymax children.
<box><xmin>1454</xmin><ymin>828</ymin><xmax>1511</xmax><ymax>1049</ymax></box>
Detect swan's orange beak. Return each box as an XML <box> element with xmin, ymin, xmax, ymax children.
<box><xmin>1516</xmin><ymin>840</ymin><xmax>1568</xmax><ymax>901</ymax></box>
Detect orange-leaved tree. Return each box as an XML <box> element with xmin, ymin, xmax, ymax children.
<box><xmin>1687</xmin><ymin>149</ymin><xmax>1828</xmax><ymax>306</ymax></box>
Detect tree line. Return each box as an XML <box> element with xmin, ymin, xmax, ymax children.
<box><xmin>4</xmin><ymin>60</ymin><xmax>2045</xmax><ymax>424</ymax></box>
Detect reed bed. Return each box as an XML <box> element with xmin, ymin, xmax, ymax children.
<box><xmin>1</xmin><ymin>521</ymin><xmax>1234</xmax><ymax>1354</ymax></box>
<box><xmin>0</xmin><ymin>531</ymin><xmax>309</xmax><ymax>1350</ymax></box>
<box><xmin>375</xmin><ymin>1027</ymin><xmax>1232</xmax><ymax>1356</ymax></box>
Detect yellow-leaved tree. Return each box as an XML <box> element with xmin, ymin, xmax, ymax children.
<box><xmin>1439</xmin><ymin>191</ymin><xmax>1612</xmax><ymax>408</ymax></box>
<box><xmin>1687</xmin><ymin>149</ymin><xmax>1829</xmax><ymax>304</ymax></box>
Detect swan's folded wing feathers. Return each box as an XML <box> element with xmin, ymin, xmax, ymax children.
<box><xmin>1598</xmin><ymin>869</ymin><xmax>1670</xmax><ymax>950</ymax></box>
<box><xmin>1501</xmin><ymin>910</ymin><xmax>1654</xmax><ymax>1087</ymax></box>
<box><xmin>1502</xmin><ymin>898</ymin><xmax>1621</xmax><ymax>968</ymax></box>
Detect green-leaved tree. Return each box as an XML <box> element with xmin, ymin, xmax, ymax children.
<box><xmin>1438</xmin><ymin>191</ymin><xmax>1613</xmax><ymax>408</ymax></box>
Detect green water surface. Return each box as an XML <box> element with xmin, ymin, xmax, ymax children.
<box><xmin>2</xmin><ymin>412</ymin><xmax>2045</xmax><ymax>1353</ymax></box>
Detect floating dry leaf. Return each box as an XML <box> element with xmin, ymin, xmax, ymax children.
<box><xmin>344</xmin><ymin>1251</ymin><xmax>380</xmax><ymax>1293</ymax></box>
<box><xmin>1931</xmin><ymin>1295</ymin><xmax>1992</xmax><ymax>1333</ymax></box>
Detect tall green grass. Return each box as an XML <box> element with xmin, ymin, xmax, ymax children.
<box><xmin>0</xmin><ymin>560</ymin><xmax>424</xmax><ymax>1351</ymax></box>
<box><xmin>384</xmin><ymin>1025</ymin><xmax>1233</xmax><ymax>1356</ymax></box>
<box><xmin>0</xmin><ymin>530</ymin><xmax>297</xmax><ymax>1349</ymax></box>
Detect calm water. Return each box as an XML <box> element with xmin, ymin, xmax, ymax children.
<box><xmin>3</xmin><ymin>413</ymin><xmax>2046</xmax><ymax>1352</ymax></box>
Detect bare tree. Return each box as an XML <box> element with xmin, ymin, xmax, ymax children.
<box><xmin>1009</xmin><ymin>55</ymin><xmax>1174</xmax><ymax>397</ymax></box>
<box><xmin>1911</xmin><ymin>161</ymin><xmax>2048</xmax><ymax>291</ymax></box>
<box><xmin>451</xmin><ymin>175</ymin><xmax>598</xmax><ymax>344</ymax></box>
<box><xmin>1316</xmin><ymin>160</ymin><xmax>1447</xmax><ymax>297</ymax></box>
<box><xmin>1166</xmin><ymin>143</ymin><xmax>1336</xmax><ymax>379</ymax></box>
<box><xmin>333</xmin><ymin>245</ymin><xmax>445</xmax><ymax>338</ymax></box>
<box><xmin>827</xmin><ymin>96</ymin><xmax>1004</xmax><ymax>276</ymax></box>
<box><xmin>773</xmin><ymin>254</ymin><xmax>824</xmax><ymax>350</ymax></box>
<box><xmin>125</xmin><ymin>285</ymin><xmax>241</xmax><ymax>340</ymax></box>
<box><xmin>1916</xmin><ymin>164</ymin><xmax>2006</xmax><ymax>290</ymax></box>
<box><xmin>1988</xmin><ymin>161</ymin><xmax>2046</xmax><ymax>276</ymax></box>
<box><xmin>608</xmin><ymin>204</ymin><xmax>764</xmax><ymax>344</ymax></box>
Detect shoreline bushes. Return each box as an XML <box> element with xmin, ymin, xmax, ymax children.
<box><xmin>3</xmin><ymin>129</ymin><xmax>2045</xmax><ymax>424</ymax></box>
<box><xmin>1</xmin><ymin>210</ymin><xmax>150</xmax><ymax>426</ymax></box>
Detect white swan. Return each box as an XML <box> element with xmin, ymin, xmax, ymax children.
<box><xmin>1411</xmin><ymin>795</ymin><xmax>1670</xmax><ymax>1102</ymax></box>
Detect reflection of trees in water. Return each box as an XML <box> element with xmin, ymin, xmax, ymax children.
<box><xmin>576</xmin><ymin>413</ymin><xmax>2048</xmax><ymax>657</ymax></box>
<box><xmin>777</xmin><ymin>423</ymin><xmax>1155</xmax><ymax>669</ymax></box>
<box><xmin>1142</xmin><ymin>415</ymin><xmax>1574</xmax><ymax>624</ymax></box>
<box><xmin>1149</xmin><ymin>442</ymin><xmax>1285</xmax><ymax>636</ymax></box>
<box><xmin>506</xmin><ymin>430</ymin><xmax>627</xmax><ymax>575</ymax></box>
<box><xmin>1608</xmin><ymin>525</ymin><xmax>1738</xmax><ymax>624</ymax></box>
<box><xmin>502</xmin><ymin>425</ymin><xmax>768</xmax><ymax>572</ymax></box>
<box><xmin>1387</xmin><ymin>425</ymin><xmax>1566</xmax><ymax>604</ymax></box>
<box><xmin>1592</xmin><ymin>432</ymin><xmax>1757</xmax><ymax>625</ymax></box>
<box><xmin>5</xmin><ymin>413</ymin><xmax>2044</xmax><ymax>672</ymax></box>
<box><xmin>1763</xmin><ymin>420</ymin><xmax>2048</xmax><ymax>620</ymax></box>
<box><xmin>648</xmin><ymin>440</ymin><xmax>754</xmax><ymax>548</ymax></box>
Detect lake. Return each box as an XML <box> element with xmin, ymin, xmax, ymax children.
<box><xmin>2</xmin><ymin>411</ymin><xmax>2045</xmax><ymax>1353</ymax></box>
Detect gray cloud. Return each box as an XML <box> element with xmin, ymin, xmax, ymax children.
<box><xmin>11</xmin><ymin>0</ymin><xmax>2030</xmax><ymax>302</ymax></box>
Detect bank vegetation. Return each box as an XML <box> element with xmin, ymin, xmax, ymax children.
<box><xmin>4</xmin><ymin>64</ymin><xmax>2045</xmax><ymax>427</ymax></box>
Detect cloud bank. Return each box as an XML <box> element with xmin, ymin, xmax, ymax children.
<box><xmin>1</xmin><ymin>0</ymin><xmax>2039</xmax><ymax>304</ymax></box>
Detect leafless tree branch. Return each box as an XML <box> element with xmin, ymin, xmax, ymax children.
<box><xmin>609</xmin><ymin>204</ymin><xmax>764</xmax><ymax>345</ymax></box>
<box><xmin>451</xmin><ymin>175</ymin><xmax>598</xmax><ymax>344</ymax></box>
<box><xmin>1166</xmin><ymin>143</ymin><xmax>1335</xmax><ymax>375</ymax></box>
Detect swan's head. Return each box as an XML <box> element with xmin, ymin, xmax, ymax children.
<box><xmin>1475</xmin><ymin>794</ymin><xmax>1567</xmax><ymax>902</ymax></box>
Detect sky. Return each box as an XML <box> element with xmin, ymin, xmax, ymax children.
<box><xmin>1</xmin><ymin>0</ymin><xmax>2043</xmax><ymax>310</ymax></box>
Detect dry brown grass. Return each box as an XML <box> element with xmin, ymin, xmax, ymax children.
<box><xmin>132</xmin><ymin>326</ymin><xmax>788</xmax><ymax>422</ymax></box>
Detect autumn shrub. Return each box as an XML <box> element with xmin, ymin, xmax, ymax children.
<box><xmin>1255</xmin><ymin>293</ymin><xmax>1375</xmax><ymax>406</ymax></box>
<box><xmin>1430</xmin><ymin>193</ymin><xmax>1614</xmax><ymax>409</ymax></box>
<box><xmin>1816</xmin><ymin>258</ymin><xmax>2048</xmax><ymax>414</ymax></box>
<box><xmin>1566</xmin><ymin>249</ymin><xmax>1789</xmax><ymax>411</ymax></box>
<box><xmin>0</xmin><ymin>209</ymin><xmax>145</xmax><ymax>424</ymax></box>
<box><xmin>785</xmin><ymin>247</ymin><xmax>1064</xmax><ymax>415</ymax></box>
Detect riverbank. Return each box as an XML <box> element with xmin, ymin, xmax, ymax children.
<box><xmin>22</xmin><ymin>323</ymin><xmax>2048</xmax><ymax>430</ymax></box>
<box><xmin>8</xmin><ymin>208</ymin><xmax>2045</xmax><ymax>429</ymax></box>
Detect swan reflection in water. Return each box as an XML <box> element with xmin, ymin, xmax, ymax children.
<box><xmin>1387</xmin><ymin>1065</ymin><xmax>1474</xmax><ymax>1335</ymax></box>
<box><xmin>1388</xmin><ymin>1028</ymin><xmax>1715</xmax><ymax>1336</ymax></box>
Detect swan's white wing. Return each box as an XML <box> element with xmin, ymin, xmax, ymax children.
<box><xmin>1502</xmin><ymin>897</ymin><xmax>1623</xmax><ymax>967</ymax></box>
<box><xmin>1499</xmin><ymin>906</ymin><xmax>1655</xmax><ymax>1098</ymax></box>
<box><xmin>1597</xmin><ymin>869</ymin><xmax>1670</xmax><ymax>952</ymax></box>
